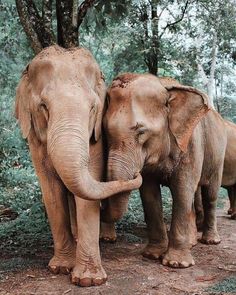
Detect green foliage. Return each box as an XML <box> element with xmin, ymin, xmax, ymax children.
<box><xmin>0</xmin><ymin>1</ymin><xmax>50</xmax><ymax>256</ymax></box>
<box><xmin>0</xmin><ymin>0</ymin><xmax>235</xmax><ymax>257</ymax></box>
<box><xmin>207</xmin><ymin>276</ymin><xmax>236</xmax><ymax>293</ymax></box>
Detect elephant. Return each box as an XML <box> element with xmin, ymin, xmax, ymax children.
<box><xmin>15</xmin><ymin>46</ymin><xmax>142</xmax><ymax>287</ymax></box>
<box><xmin>101</xmin><ymin>72</ymin><xmax>227</xmax><ymax>268</ymax></box>
<box><xmin>195</xmin><ymin>119</ymin><xmax>236</xmax><ymax>227</ymax></box>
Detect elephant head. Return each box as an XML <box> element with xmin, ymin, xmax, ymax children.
<box><xmin>15</xmin><ymin>46</ymin><xmax>142</xmax><ymax>201</ymax></box>
<box><xmin>102</xmin><ymin>73</ymin><xmax>210</xmax><ymax>221</ymax></box>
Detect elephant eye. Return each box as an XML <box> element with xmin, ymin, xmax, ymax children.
<box><xmin>39</xmin><ymin>102</ymin><xmax>49</xmax><ymax>121</ymax></box>
<box><xmin>137</xmin><ymin>127</ymin><xmax>147</xmax><ymax>135</ymax></box>
<box><xmin>39</xmin><ymin>102</ymin><xmax>47</xmax><ymax>111</ymax></box>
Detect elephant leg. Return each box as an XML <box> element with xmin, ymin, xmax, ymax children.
<box><xmin>227</xmin><ymin>186</ymin><xmax>236</xmax><ymax>219</ymax></box>
<box><xmin>100</xmin><ymin>222</ymin><xmax>117</xmax><ymax>243</ymax></box>
<box><xmin>162</xmin><ymin>183</ymin><xmax>196</xmax><ymax>268</ymax></box>
<box><xmin>29</xmin><ymin>142</ymin><xmax>76</xmax><ymax>274</ymax></box>
<box><xmin>71</xmin><ymin>198</ymin><xmax>107</xmax><ymax>287</ymax></box>
<box><xmin>227</xmin><ymin>187</ymin><xmax>233</xmax><ymax>215</ymax></box>
<box><xmin>140</xmin><ymin>177</ymin><xmax>168</xmax><ymax>260</ymax></box>
<box><xmin>71</xmin><ymin>140</ymin><xmax>107</xmax><ymax>287</ymax></box>
<box><xmin>194</xmin><ymin>186</ymin><xmax>204</xmax><ymax>231</ymax></box>
<box><xmin>68</xmin><ymin>192</ymin><xmax>77</xmax><ymax>241</ymax></box>
<box><xmin>200</xmin><ymin>184</ymin><xmax>221</xmax><ymax>244</ymax></box>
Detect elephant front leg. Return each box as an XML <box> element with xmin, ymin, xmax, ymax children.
<box><xmin>162</xmin><ymin>185</ymin><xmax>196</xmax><ymax>268</ymax></box>
<box><xmin>39</xmin><ymin>178</ymin><xmax>76</xmax><ymax>274</ymax></box>
<box><xmin>140</xmin><ymin>177</ymin><xmax>168</xmax><ymax>260</ymax></box>
<box><xmin>71</xmin><ymin>198</ymin><xmax>107</xmax><ymax>287</ymax></box>
<box><xmin>29</xmin><ymin>144</ymin><xmax>76</xmax><ymax>274</ymax></box>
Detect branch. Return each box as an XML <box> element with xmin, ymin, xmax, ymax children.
<box><xmin>158</xmin><ymin>4</ymin><xmax>168</xmax><ymax>19</ymax></box>
<box><xmin>197</xmin><ymin>62</ymin><xmax>208</xmax><ymax>85</ymax></box>
<box><xmin>77</xmin><ymin>0</ymin><xmax>97</xmax><ymax>28</ymax></box>
<box><xmin>160</xmin><ymin>0</ymin><xmax>190</xmax><ymax>38</ymax></box>
<box><xmin>209</xmin><ymin>32</ymin><xmax>218</xmax><ymax>81</ymax></box>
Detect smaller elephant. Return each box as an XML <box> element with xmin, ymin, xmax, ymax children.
<box><xmin>195</xmin><ymin>119</ymin><xmax>236</xmax><ymax>227</ymax></box>
<box><xmin>102</xmin><ymin>73</ymin><xmax>227</xmax><ymax>269</ymax></box>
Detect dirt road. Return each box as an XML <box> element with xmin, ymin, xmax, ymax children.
<box><xmin>0</xmin><ymin>205</ymin><xmax>235</xmax><ymax>295</ymax></box>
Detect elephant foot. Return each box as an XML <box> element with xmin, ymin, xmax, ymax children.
<box><xmin>162</xmin><ymin>248</ymin><xmax>195</xmax><ymax>268</ymax></box>
<box><xmin>228</xmin><ymin>208</ymin><xmax>232</xmax><ymax>215</ymax></box>
<box><xmin>71</xmin><ymin>264</ymin><xmax>107</xmax><ymax>287</ymax></box>
<box><xmin>48</xmin><ymin>254</ymin><xmax>76</xmax><ymax>275</ymax></box>
<box><xmin>230</xmin><ymin>211</ymin><xmax>236</xmax><ymax>220</ymax></box>
<box><xmin>142</xmin><ymin>242</ymin><xmax>168</xmax><ymax>260</ymax></box>
<box><xmin>100</xmin><ymin>222</ymin><xmax>117</xmax><ymax>243</ymax></box>
<box><xmin>200</xmin><ymin>229</ymin><xmax>221</xmax><ymax>245</ymax></box>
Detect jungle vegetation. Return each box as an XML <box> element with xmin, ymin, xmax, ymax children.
<box><xmin>0</xmin><ymin>0</ymin><xmax>235</xmax><ymax>254</ymax></box>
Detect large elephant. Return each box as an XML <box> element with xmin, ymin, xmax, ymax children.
<box><xmin>195</xmin><ymin>119</ymin><xmax>236</xmax><ymax>226</ymax></box>
<box><xmin>102</xmin><ymin>73</ymin><xmax>227</xmax><ymax>268</ymax></box>
<box><xmin>15</xmin><ymin>46</ymin><xmax>141</xmax><ymax>287</ymax></box>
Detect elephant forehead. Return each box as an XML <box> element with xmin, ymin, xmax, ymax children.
<box><xmin>109</xmin><ymin>75</ymin><xmax>168</xmax><ymax>105</ymax></box>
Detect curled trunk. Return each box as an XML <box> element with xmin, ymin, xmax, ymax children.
<box><xmin>47</xmin><ymin>120</ymin><xmax>141</xmax><ymax>201</ymax></box>
<box><xmin>101</xmin><ymin>151</ymin><xmax>135</xmax><ymax>222</ymax></box>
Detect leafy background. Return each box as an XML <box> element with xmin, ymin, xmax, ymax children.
<box><xmin>0</xmin><ymin>0</ymin><xmax>235</xmax><ymax>256</ymax></box>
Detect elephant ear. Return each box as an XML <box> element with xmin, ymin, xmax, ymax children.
<box><xmin>166</xmin><ymin>85</ymin><xmax>210</xmax><ymax>153</ymax></box>
<box><xmin>93</xmin><ymin>72</ymin><xmax>106</xmax><ymax>141</ymax></box>
<box><xmin>15</xmin><ymin>70</ymin><xmax>31</xmax><ymax>139</ymax></box>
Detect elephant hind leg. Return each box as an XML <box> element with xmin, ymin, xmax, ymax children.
<box><xmin>100</xmin><ymin>222</ymin><xmax>117</xmax><ymax>243</ymax></box>
<box><xmin>200</xmin><ymin>184</ymin><xmax>221</xmax><ymax>245</ymax></box>
<box><xmin>194</xmin><ymin>187</ymin><xmax>204</xmax><ymax>231</ymax></box>
<box><xmin>68</xmin><ymin>192</ymin><xmax>77</xmax><ymax>241</ymax></box>
<box><xmin>228</xmin><ymin>186</ymin><xmax>236</xmax><ymax>220</ymax></box>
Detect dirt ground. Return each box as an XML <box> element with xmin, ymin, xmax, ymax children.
<box><xmin>0</xmin><ymin>203</ymin><xmax>235</xmax><ymax>295</ymax></box>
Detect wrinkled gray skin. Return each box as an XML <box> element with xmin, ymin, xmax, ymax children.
<box><xmin>101</xmin><ymin>73</ymin><xmax>227</xmax><ymax>268</ymax></box>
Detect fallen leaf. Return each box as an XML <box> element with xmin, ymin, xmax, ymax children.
<box><xmin>162</xmin><ymin>267</ymin><xmax>177</xmax><ymax>273</ymax></box>
<box><xmin>195</xmin><ymin>275</ymin><xmax>217</xmax><ymax>282</ymax></box>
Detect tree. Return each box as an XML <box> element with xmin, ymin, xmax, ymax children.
<box><xmin>127</xmin><ymin>0</ymin><xmax>191</xmax><ymax>75</ymax></box>
<box><xmin>15</xmin><ymin>0</ymin><xmax>98</xmax><ymax>53</ymax></box>
<box><xmin>15</xmin><ymin>0</ymin><xmax>133</xmax><ymax>54</ymax></box>
<box><xmin>183</xmin><ymin>0</ymin><xmax>236</xmax><ymax>108</ymax></box>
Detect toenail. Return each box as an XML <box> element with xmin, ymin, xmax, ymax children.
<box><xmin>79</xmin><ymin>277</ymin><xmax>92</xmax><ymax>287</ymax></box>
<box><xmin>93</xmin><ymin>277</ymin><xmax>107</xmax><ymax>286</ymax></box>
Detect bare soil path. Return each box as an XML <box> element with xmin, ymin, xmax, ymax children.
<box><xmin>0</xmin><ymin>205</ymin><xmax>235</xmax><ymax>295</ymax></box>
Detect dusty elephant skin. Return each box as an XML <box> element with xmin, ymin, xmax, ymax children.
<box><xmin>102</xmin><ymin>73</ymin><xmax>227</xmax><ymax>269</ymax></box>
<box><xmin>195</xmin><ymin>120</ymin><xmax>236</xmax><ymax>227</ymax></box>
<box><xmin>14</xmin><ymin>46</ymin><xmax>142</xmax><ymax>287</ymax></box>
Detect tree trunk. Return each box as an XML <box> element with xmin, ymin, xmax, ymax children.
<box><xmin>16</xmin><ymin>0</ymin><xmax>97</xmax><ymax>53</ymax></box>
<box><xmin>148</xmin><ymin>0</ymin><xmax>159</xmax><ymax>76</ymax></box>
<box><xmin>196</xmin><ymin>33</ymin><xmax>218</xmax><ymax>110</ymax></box>
<box><xmin>56</xmin><ymin>0</ymin><xmax>79</xmax><ymax>48</ymax></box>
<box><xmin>206</xmin><ymin>32</ymin><xmax>218</xmax><ymax>108</ymax></box>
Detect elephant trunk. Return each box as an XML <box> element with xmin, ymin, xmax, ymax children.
<box><xmin>47</xmin><ymin>119</ymin><xmax>141</xmax><ymax>201</ymax></box>
<box><xmin>101</xmin><ymin>151</ymin><xmax>135</xmax><ymax>222</ymax></box>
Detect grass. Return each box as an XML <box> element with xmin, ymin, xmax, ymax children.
<box><xmin>207</xmin><ymin>276</ymin><xmax>236</xmax><ymax>293</ymax></box>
